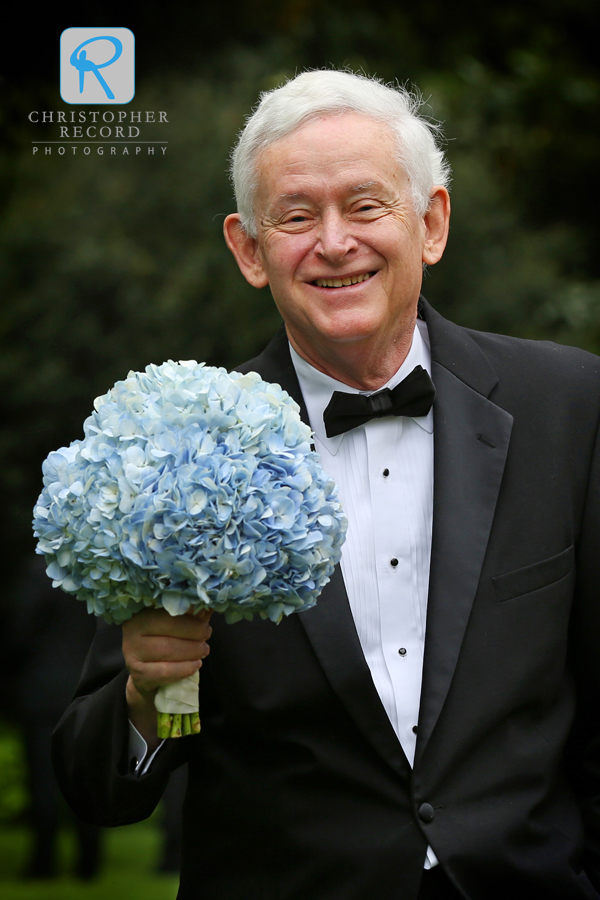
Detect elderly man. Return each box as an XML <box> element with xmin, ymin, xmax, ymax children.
<box><xmin>53</xmin><ymin>70</ymin><xmax>600</xmax><ymax>900</ymax></box>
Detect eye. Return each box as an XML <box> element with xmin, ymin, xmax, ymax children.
<box><xmin>352</xmin><ymin>201</ymin><xmax>382</xmax><ymax>216</ymax></box>
<box><xmin>278</xmin><ymin>211</ymin><xmax>314</xmax><ymax>231</ymax></box>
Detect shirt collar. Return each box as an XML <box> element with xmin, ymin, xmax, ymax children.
<box><xmin>290</xmin><ymin>320</ymin><xmax>434</xmax><ymax>456</ymax></box>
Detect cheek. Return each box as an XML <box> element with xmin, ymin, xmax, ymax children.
<box><xmin>264</xmin><ymin>240</ymin><xmax>313</xmax><ymax>280</ymax></box>
<box><xmin>384</xmin><ymin>240</ymin><xmax>424</xmax><ymax>278</ymax></box>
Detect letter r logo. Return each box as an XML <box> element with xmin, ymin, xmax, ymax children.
<box><xmin>60</xmin><ymin>28</ymin><xmax>135</xmax><ymax>104</ymax></box>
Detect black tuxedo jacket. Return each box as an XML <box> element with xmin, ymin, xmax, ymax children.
<box><xmin>52</xmin><ymin>300</ymin><xmax>600</xmax><ymax>899</ymax></box>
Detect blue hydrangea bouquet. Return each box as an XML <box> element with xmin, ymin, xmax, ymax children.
<box><xmin>33</xmin><ymin>361</ymin><xmax>347</xmax><ymax>738</ymax></box>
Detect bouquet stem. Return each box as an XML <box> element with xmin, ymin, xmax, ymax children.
<box><xmin>157</xmin><ymin>711</ymin><xmax>201</xmax><ymax>739</ymax></box>
<box><xmin>154</xmin><ymin>672</ymin><xmax>201</xmax><ymax>739</ymax></box>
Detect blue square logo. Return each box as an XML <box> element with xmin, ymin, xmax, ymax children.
<box><xmin>60</xmin><ymin>28</ymin><xmax>135</xmax><ymax>104</ymax></box>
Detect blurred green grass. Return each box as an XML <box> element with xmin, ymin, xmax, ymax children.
<box><xmin>0</xmin><ymin>820</ymin><xmax>179</xmax><ymax>900</ymax></box>
<box><xmin>0</xmin><ymin>720</ymin><xmax>178</xmax><ymax>899</ymax></box>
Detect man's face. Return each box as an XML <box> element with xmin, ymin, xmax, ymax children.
<box><xmin>225</xmin><ymin>112</ymin><xmax>449</xmax><ymax>374</ymax></box>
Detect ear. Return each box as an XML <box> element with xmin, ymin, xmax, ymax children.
<box><xmin>223</xmin><ymin>214</ymin><xmax>269</xmax><ymax>289</ymax></box>
<box><xmin>422</xmin><ymin>187</ymin><xmax>451</xmax><ymax>266</ymax></box>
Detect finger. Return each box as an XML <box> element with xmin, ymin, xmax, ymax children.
<box><xmin>191</xmin><ymin>608</ymin><xmax>213</xmax><ymax>622</ymax></box>
<box><xmin>125</xmin><ymin>607</ymin><xmax>213</xmax><ymax>640</ymax></box>
<box><xmin>128</xmin><ymin>657</ymin><xmax>205</xmax><ymax>693</ymax></box>
<box><xmin>130</xmin><ymin>632</ymin><xmax>211</xmax><ymax>664</ymax></box>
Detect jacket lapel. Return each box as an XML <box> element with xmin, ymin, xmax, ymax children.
<box><xmin>415</xmin><ymin>302</ymin><xmax>513</xmax><ymax>759</ymax></box>
<box><xmin>300</xmin><ymin>569</ymin><xmax>411</xmax><ymax>776</ymax></box>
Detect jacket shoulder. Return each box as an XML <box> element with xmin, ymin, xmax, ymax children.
<box><xmin>464</xmin><ymin>328</ymin><xmax>600</xmax><ymax>405</ymax></box>
<box><xmin>423</xmin><ymin>298</ymin><xmax>600</xmax><ymax>395</ymax></box>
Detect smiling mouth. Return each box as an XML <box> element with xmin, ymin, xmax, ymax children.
<box><xmin>312</xmin><ymin>272</ymin><xmax>375</xmax><ymax>288</ymax></box>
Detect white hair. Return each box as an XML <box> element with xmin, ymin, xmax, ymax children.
<box><xmin>230</xmin><ymin>69</ymin><xmax>451</xmax><ymax>236</ymax></box>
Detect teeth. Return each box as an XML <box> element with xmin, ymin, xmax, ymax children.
<box><xmin>314</xmin><ymin>273</ymin><xmax>373</xmax><ymax>288</ymax></box>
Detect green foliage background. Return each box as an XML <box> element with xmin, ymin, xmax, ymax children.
<box><xmin>2</xmin><ymin>0</ymin><xmax>599</xmax><ymax>624</ymax></box>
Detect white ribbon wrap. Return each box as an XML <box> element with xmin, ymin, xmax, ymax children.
<box><xmin>154</xmin><ymin>672</ymin><xmax>199</xmax><ymax>715</ymax></box>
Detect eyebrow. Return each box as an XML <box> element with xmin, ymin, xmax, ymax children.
<box><xmin>275</xmin><ymin>192</ymin><xmax>311</xmax><ymax>204</ymax></box>
<box><xmin>274</xmin><ymin>182</ymin><xmax>386</xmax><ymax>205</ymax></box>
<box><xmin>350</xmin><ymin>182</ymin><xmax>381</xmax><ymax>192</ymax></box>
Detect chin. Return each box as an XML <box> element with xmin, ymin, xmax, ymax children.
<box><xmin>316</xmin><ymin>319</ymin><xmax>384</xmax><ymax>345</ymax></box>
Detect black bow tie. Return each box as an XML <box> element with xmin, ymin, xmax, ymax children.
<box><xmin>323</xmin><ymin>365</ymin><xmax>435</xmax><ymax>438</ymax></box>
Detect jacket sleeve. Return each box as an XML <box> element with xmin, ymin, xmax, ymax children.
<box><xmin>51</xmin><ymin>619</ymin><xmax>185</xmax><ymax>827</ymax></box>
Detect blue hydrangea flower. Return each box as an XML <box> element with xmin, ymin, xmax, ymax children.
<box><xmin>33</xmin><ymin>361</ymin><xmax>347</xmax><ymax>625</ymax></box>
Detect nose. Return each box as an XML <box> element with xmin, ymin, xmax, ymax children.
<box><xmin>314</xmin><ymin>209</ymin><xmax>358</xmax><ymax>262</ymax></box>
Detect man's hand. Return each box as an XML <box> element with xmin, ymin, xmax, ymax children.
<box><xmin>122</xmin><ymin>608</ymin><xmax>212</xmax><ymax>750</ymax></box>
